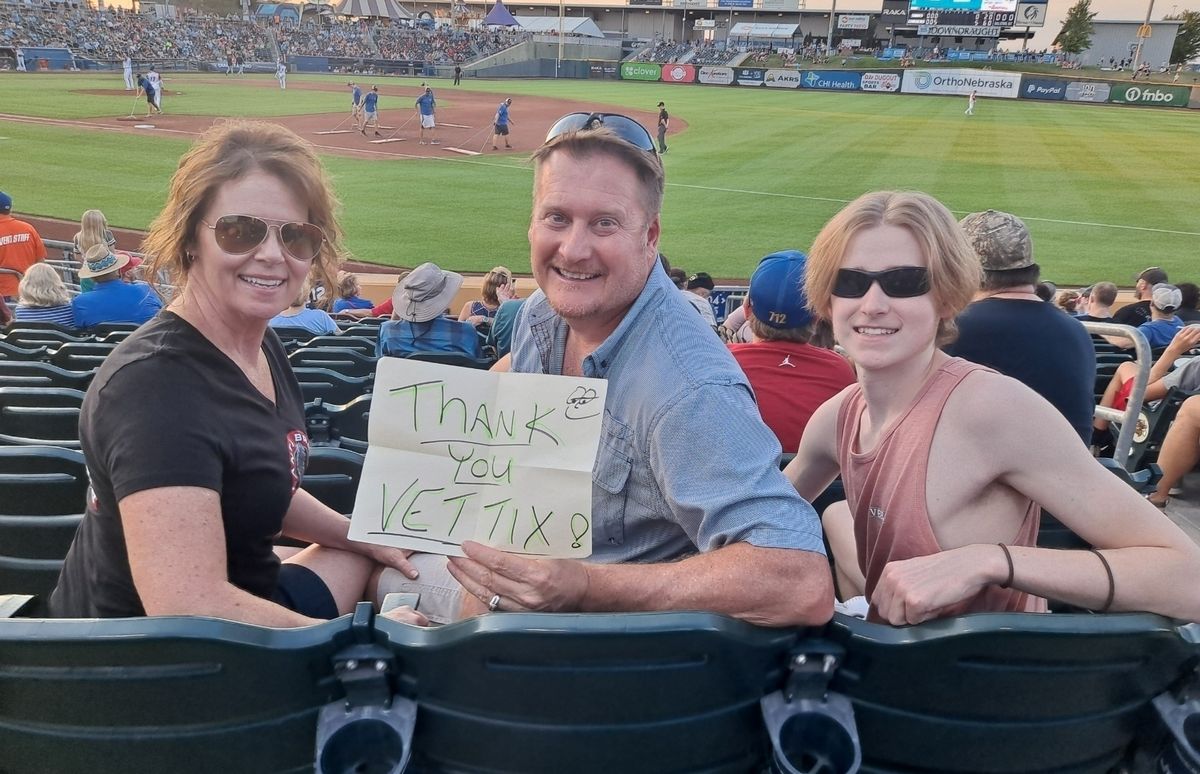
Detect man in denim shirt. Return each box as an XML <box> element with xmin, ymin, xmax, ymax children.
<box><xmin>446</xmin><ymin>116</ymin><xmax>833</xmax><ymax>627</ymax></box>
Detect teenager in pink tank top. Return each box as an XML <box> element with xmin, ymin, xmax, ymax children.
<box><xmin>785</xmin><ymin>191</ymin><xmax>1200</xmax><ymax>626</ymax></box>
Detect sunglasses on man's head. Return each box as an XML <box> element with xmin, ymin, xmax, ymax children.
<box><xmin>832</xmin><ymin>267</ymin><xmax>930</xmax><ymax>299</ymax></box>
<box><xmin>544</xmin><ymin>112</ymin><xmax>657</xmax><ymax>154</ymax></box>
<box><xmin>202</xmin><ymin>214</ymin><xmax>326</xmax><ymax>262</ymax></box>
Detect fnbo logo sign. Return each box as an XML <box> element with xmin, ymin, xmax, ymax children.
<box><xmin>1111</xmin><ymin>85</ymin><xmax>1188</xmax><ymax>106</ymax></box>
<box><xmin>621</xmin><ymin>62</ymin><xmax>662</xmax><ymax>81</ymax></box>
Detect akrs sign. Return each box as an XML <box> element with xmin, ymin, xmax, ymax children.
<box><xmin>1109</xmin><ymin>85</ymin><xmax>1189</xmax><ymax>107</ymax></box>
<box><xmin>800</xmin><ymin>70</ymin><xmax>862</xmax><ymax>91</ymax></box>
<box><xmin>902</xmin><ymin>68</ymin><xmax>1019</xmax><ymax>98</ymax></box>
<box><xmin>764</xmin><ymin>69</ymin><xmax>801</xmax><ymax>88</ymax></box>
<box><xmin>620</xmin><ymin>62</ymin><xmax>661</xmax><ymax>81</ymax></box>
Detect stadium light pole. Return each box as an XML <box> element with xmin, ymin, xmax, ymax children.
<box><xmin>557</xmin><ymin>0</ymin><xmax>564</xmax><ymax>78</ymax></box>
<box><xmin>1130</xmin><ymin>0</ymin><xmax>1155</xmax><ymax>73</ymax></box>
<box><xmin>825</xmin><ymin>0</ymin><xmax>837</xmax><ymax>52</ymax></box>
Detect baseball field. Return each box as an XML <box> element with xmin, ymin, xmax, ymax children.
<box><xmin>0</xmin><ymin>70</ymin><xmax>1196</xmax><ymax>283</ymax></box>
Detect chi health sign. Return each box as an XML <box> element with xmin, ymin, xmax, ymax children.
<box><xmin>861</xmin><ymin>72</ymin><xmax>901</xmax><ymax>92</ymax></box>
<box><xmin>902</xmin><ymin>68</ymin><xmax>1019</xmax><ymax>98</ymax></box>
<box><xmin>801</xmin><ymin>70</ymin><xmax>862</xmax><ymax>91</ymax></box>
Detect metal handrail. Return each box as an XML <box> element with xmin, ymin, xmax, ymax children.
<box><xmin>1083</xmin><ymin>321</ymin><xmax>1151</xmax><ymax>469</ymax></box>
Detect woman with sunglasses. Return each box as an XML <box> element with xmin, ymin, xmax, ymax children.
<box><xmin>50</xmin><ymin>121</ymin><xmax>426</xmax><ymax>627</ymax></box>
<box><xmin>785</xmin><ymin>190</ymin><xmax>1200</xmax><ymax>626</ymax></box>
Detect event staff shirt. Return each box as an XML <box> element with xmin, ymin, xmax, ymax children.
<box><xmin>0</xmin><ymin>214</ymin><xmax>46</xmax><ymax>298</ymax></box>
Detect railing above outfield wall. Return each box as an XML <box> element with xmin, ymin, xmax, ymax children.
<box><xmin>623</xmin><ymin>61</ymin><xmax>1200</xmax><ymax>109</ymax></box>
<box><xmin>290</xmin><ymin>54</ymin><xmax>433</xmax><ymax>76</ymax></box>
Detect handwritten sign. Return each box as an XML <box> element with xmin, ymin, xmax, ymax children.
<box><xmin>347</xmin><ymin>357</ymin><xmax>606</xmax><ymax>558</ymax></box>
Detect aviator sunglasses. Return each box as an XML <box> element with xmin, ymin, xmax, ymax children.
<box><xmin>202</xmin><ymin>214</ymin><xmax>327</xmax><ymax>262</ymax></box>
<box><xmin>544</xmin><ymin>112</ymin><xmax>658</xmax><ymax>154</ymax></box>
<box><xmin>832</xmin><ymin>267</ymin><xmax>930</xmax><ymax>299</ymax></box>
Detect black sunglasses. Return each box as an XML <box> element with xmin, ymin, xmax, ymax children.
<box><xmin>544</xmin><ymin>112</ymin><xmax>657</xmax><ymax>154</ymax></box>
<box><xmin>202</xmin><ymin>214</ymin><xmax>326</xmax><ymax>263</ymax></box>
<box><xmin>832</xmin><ymin>267</ymin><xmax>930</xmax><ymax>299</ymax></box>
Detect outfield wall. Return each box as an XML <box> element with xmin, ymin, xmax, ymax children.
<box><xmin>623</xmin><ymin>62</ymin><xmax>1200</xmax><ymax>110</ymax></box>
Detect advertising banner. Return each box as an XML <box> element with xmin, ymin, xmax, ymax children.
<box><xmin>1108</xmin><ymin>84</ymin><xmax>1189</xmax><ymax>107</ymax></box>
<box><xmin>764</xmin><ymin>68</ymin><xmax>802</xmax><ymax>88</ymax></box>
<box><xmin>839</xmin><ymin>39</ymin><xmax>862</xmax><ymax>47</ymax></box>
<box><xmin>838</xmin><ymin>13</ymin><xmax>870</xmax><ymax>29</ymax></box>
<box><xmin>627</xmin><ymin>0</ymin><xmax>663</xmax><ymax>5</ymax></box>
<box><xmin>881</xmin><ymin>0</ymin><xmax>909</xmax><ymax>18</ymax></box>
<box><xmin>734</xmin><ymin>67</ymin><xmax>765</xmax><ymax>86</ymax></box>
<box><xmin>801</xmin><ymin>70</ymin><xmax>862</xmax><ymax>90</ymax></box>
<box><xmin>881</xmin><ymin>47</ymin><xmax>907</xmax><ymax>58</ymax></box>
<box><xmin>698</xmin><ymin>65</ymin><xmax>735</xmax><ymax>85</ymax></box>
<box><xmin>672</xmin><ymin>0</ymin><xmax>706</xmax><ymax>6</ymax></box>
<box><xmin>717</xmin><ymin>0</ymin><xmax>753</xmax><ymax>6</ymax></box>
<box><xmin>1020</xmin><ymin>77</ymin><xmax>1066</xmax><ymax>100</ymax></box>
<box><xmin>918</xmin><ymin>24</ymin><xmax>1001</xmax><ymax>35</ymax></box>
<box><xmin>1064</xmin><ymin>81</ymin><xmax>1110</xmax><ymax>102</ymax></box>
<box><xmin>1015</xmin><ymin>1</ymin><xmax>1047</xmax><ymax>26</ymax></box>
<box><xmin>620</xmin><ymin>62</ymin><xmax>662</xmax><ymax>81</ymax></box>
<box><xmin>588</xmin><ymin>62</ymin><xmax>618</xmax><ymax>79</ymax></box>
<box><xmin>901</xmin><ymin>68</ymin><xmax>1020</xmax><ymax>98</ymax></box>
<box><xmin>760</xmin><ymin>0</ymin><xmax>801</xmax><ymax>9</ymax></box>
<box><xmin>1191</xmin><ymin>86</ymin><xmax>1200</xmax><ymax>110</ymax></box>
<box><xmin>661</xmin><ymin>63</ymin><xmax>697</xmax><ymax>83</ymax></box>
<box><xmin>861</xmin><ymin>71</ymin><xmax>902</xmax><ymax>92</ymax></box>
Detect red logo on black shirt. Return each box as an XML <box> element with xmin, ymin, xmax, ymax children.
<box><xmin>287</xmin><ymin>430</ymin><xmax>310</xmax><ymax>493</ymax></box>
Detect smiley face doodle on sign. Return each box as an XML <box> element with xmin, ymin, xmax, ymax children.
<box><xmin>565</xmin><ymin>386</ymin><xmax>601</xmax><ymax>420</ymax></box>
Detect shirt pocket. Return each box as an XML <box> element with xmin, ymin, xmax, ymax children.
<box><xmin>591</xmin><ymin>413</ymin><xmax>633</xmax><ymax>548</ymax></box>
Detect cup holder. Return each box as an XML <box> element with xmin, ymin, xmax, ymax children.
<box><xmin>762</xmin><ymin>691</ymin><xmax>860</xmax><ymax>774</ymax></box>
<box><xmin>1154</xmin><ymin>694</ymin><xmax>1200</xmax><ymax>774</ymax></box>
<box><xmin>316</xmin><ymin>698</ymin><xmax>416</xmax><ymax>774</ymax></box>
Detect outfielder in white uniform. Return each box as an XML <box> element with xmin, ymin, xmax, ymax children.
<box><xmin>15</xmin><ymin>48</ymin><xmax>26</xmax><ymax>72</ymax></box>
<box><xmin>276</xmin><ymin>60</ymin><xmax>287</xmax><ymax>90</ymax></box>
<box><xmin>123</xmin><ymin>55</ymin><xmax>134</xmax><ymax>90</ymax></box>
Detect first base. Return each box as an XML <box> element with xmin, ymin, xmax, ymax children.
<box><xmin>370</xmin><ymin>138</ymin><xmax>405</xmax><ymax>144</ymax></box>
<box><xmin>313</xmin><ymin>130</ymin><xmax>353</xmax><ymax>135</ymax></box>
<box><xmin>134</xmin><ymin>124</ymin><xmax>155</xmax><ymax>129</ymax></box>
<box><xmin>444</xmin><ymin>147</ymin><xmax>480</xmax><ymax>156</ymax></box>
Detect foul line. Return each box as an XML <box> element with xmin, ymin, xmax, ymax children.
<box><xmin>666</xmin><ymin>181</ymin><xmax>1200</xmax><ymax>237</ymax></box>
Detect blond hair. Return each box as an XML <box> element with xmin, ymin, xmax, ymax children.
<box><xmin>73</xmin><ymin>209</ymin><xmax>112</xmax><ymax>254</ymax></box>
<box><xmin>805</xmin><ymin>191</ymin><xmax>981</xmax><ymax>347</ymax></box>
<box><xmin>141</xmin><ymin>120</ymin><xmax>347</xmax><ymax>299</ymax></box>
<box><xmin>336</xmin><ymin>271</ymin><xmax>360</xmax><ymax>299</ymax></box>
<box><xmin>18</xmin><ymin>263</ymin><xmax>70</xmax><ymax>308</ymax></box>
<box><xmin>530</xmin><ymin>125</ymin><xmax>664</xmax><ymax>220</ymax></box>
<box><xmin>481</xmin><ymin>265</ymin><xmax>512</xmax><ymax>306</ymax></box>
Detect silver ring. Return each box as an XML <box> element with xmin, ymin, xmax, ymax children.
<box><xmin>487</xmin><ymin>594</ymin><xmax>501</xmax><ymax>612</ymax></box>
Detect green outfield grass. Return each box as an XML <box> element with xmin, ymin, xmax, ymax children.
<box><xmin>1</xmin><ymin>71</ymin><xmax>1196</xmax><ymax>283</ymax></box>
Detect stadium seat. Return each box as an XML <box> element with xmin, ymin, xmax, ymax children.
<box><xmin>289</xmin><ymin>348</ymin><xmax>378</xmax><ymax>379</ymax></box>
<box><xmin>299</xmin><ymin>335</ymin><xmax>378</xmax><ymax>355</ymax></box>
<box><xmin>0</xmin><ymin>362</ymin><xmax>95</xmax><ymax>391</ymax></box>
<box><xmin>3</xmin><ymin>320</ymin><xmax>75</xmax><ymax>334</ymax></box>
<box><xmin>404</xmin><ymin>351</ymin><xmax>497</xmax><ymax>370</ymax></box>
<box><xmin>0</xmin><ymin>446</ymin><xmax>88</xmax><ymax>600</ymax></box>
<box><xmin>304</xmin><ymin>447</ymin><xmax>365</xmax><ymax>515</ymax></box>
<box><xmin>0</xmin><ymin>609</ymin><xmax>358</xmax><ymax>773</ymax></box>
<box><xmin>0</xmin><ymin>340</ymin><xmax>50</xmax><ymax>361</ymax></box>
<box><xmin>85</xmin><ymin>322</ymin><xmax>141</xmax><ymax>337</ymax></box>
<box><xmin>0</xmin><ymin>387</ymin><xmax>85</xmax><ymax>448</ymax></box>
<box><xmin>305</xmin><ymin>395</ymin><xmax>370</xmax><ymax>453</ymax></box>
<box><xmin>374</xmin><ymin>610</ymin><xmax>810</xmax><ymax>774</ymax></box>
<box><xmin>292</xmin><ymin>367</ymin><xmax>374</xmax><ymax>405</ymax></box>
<box><xmin>271</xmin><ymin>326</ymin><xmax>316</xmax><ymax>343</ymax></box>
<box><xmin>3</xmin><ymin>328</ymin><xmax>90</xmax><ymax>349</ymax></box>
<box><xmin>47</xmin><ymin>342</ymin><xmax>116</xmax><ymax>371</ymax></box>
<box><xmin>826</xmin><ymin>611</ymin><xmax>1197</xmax><ymax>773</ymax></box>
<box><xmin>1125</xmin><ymin>387</ymin><xmax>1192</xmax><ymax>472</ymax></box>
<box><xmin>338</xmin><ymin>322</ymin><xmax>385</xmax><ymax>337</ymax></box>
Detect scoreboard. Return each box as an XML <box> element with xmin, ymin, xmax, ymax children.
<box><xmin>907</xmin><ymin>7</ymin><xmax>1016</xmax><ymax>27</ymax></box>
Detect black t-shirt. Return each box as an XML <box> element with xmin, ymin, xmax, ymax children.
<box><xmin>658</xmin><ymin>108</ymin><xmax>669</xmax><ymax>128</ymax></box>
<box><xmin>50</xmin><ymin>312</ymin><xmax>309</xmax><ymax>618</ymax></box>
<box><xmin>1112</xmin><ymin>300</ymin><xmax>1151</xmax><ymax>327</ymax></box>
<box><xmin>944</xmin><ymin>298</ymin><xmax>1097</xmax><ymax>444</ymax></box>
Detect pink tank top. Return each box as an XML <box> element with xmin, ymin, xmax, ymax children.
<box><xmin>836</xmin><ymin>357</ymin><xmax>1044</xmax><ymax>622</ymax></box>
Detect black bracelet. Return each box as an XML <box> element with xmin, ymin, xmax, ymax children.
<box><xmin>997</xmin><ymin>543</ymin><xmax>1014</xmax><ymax>589</ymax></box>
<box><xmin>1089</xmin><ymin>548</ymin><xmax>1116</xmax><ymax>613</ymax></box>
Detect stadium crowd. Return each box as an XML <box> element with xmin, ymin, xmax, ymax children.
<box><xmin>3</xmin><ymin>109</ymin><xmax>1200</xmax><ymax>634</ymax></box>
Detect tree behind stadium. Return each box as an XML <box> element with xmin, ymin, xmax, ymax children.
<box><xmin>1166</xmin><ymin>11</ymin><xmax>1200</xmax><ymax>64</ymax></box>
<box><xmin>1054</xmin><ymin>0</ymin><xmax>1097</xmax><ymax>55</ymax></box>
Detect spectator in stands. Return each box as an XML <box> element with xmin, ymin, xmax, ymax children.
<box><xmin>1076</xmin><ymin>281</ymin><xmax>1117</xmax><ymax>322</ymax></box>
<box><xmin>49</xmin><ymin>121</ymin><xmax>425</xmax><ymax>627</ymax></box>
<box><xmin>70</xmin><ymin>245</ymin><xmax>163</xmax><ymax>328</ymax></box>
<box><xmin>423</xmin><ymin>112</ymin><xmax>833</xmax><ymax>626</ymax></box>
<box><xmin>667</xmin><ymin>267</ymin><xmax>686</xmax><ymax>289</ymax></box>
<box><xmin>376</xmin><ymin>262</ymin><xmax>481</xmax><ymax>359</ymax></box>
<box><xmin>1034</xmin><ymin>280</ymin><xmax>1056</xmax><ymax>302</ymax></box>
<box><xmin>0</xmin><ymin>190</ymin><xmax>47</xmax><ymax>302</ymax></box>
<box><xmin>786</xmin><ymin>189</ymin><xmax>1200</xmax><ymax>625</ymax></box>
<box><xmin>943</xmin><ymin>210</ymin><xmax>1096</xmax><ymax>443</ymax></box>
<box><xmin>457</xmin><ymin>265</ymin><xmax>514</xmax><ymax>327</ymax></box>
<box><xmin>331</xmin><ymin>270</ymin><xmax>374</xmax><ymax>314</ymax></box>
<box><xmin>269</xmin><ymin>281</ymin><xmax>338</xmax><ymax>335</ymax></box>
<box><xmin>487</xmin><ymin>297</ymin><xmax>524</xmax><ymax>359</ymax></box>
<box><xmin>1113</xmin><ymin>267</ymin><xmax>1168</xmax><ymax>327</ymax></box>
<box><xmin>72</xmin><ymin>209</ymin><xmax>117</xmax><ymax>257</ymax></box>
<box><xmin>728</xmin><ymin>250</ymin><xmax>855</xmax><ymax>453</ymax></box>
<box><xmin>13</xmin><ymin>262</ymin><xmax>75</xmax><ymax>328</ymax></box>
<box><xmin>1056</xmin><ymin>289</ymin><xmax>1080</xmax><ymax>314</ymax></box>
<box><xmin>1106</xmin><ymin>284</ymin><xmax>1184</xmax><ymax>350</ymax></box>
<box><xmin>357</xmin><ymin>270</ymin><xmax>409</xmax><ymax>319</ymax></box>
<box><xmin>1177</xmin><ymin>282</ymin><xmax>1200</xmax><ymax>323</ymax></box>
<box><xmin>1095</xmin><ymin>325</ymin><xmax>1200</xmax><ymax>438</ymax></box>
<box><xmin>0</xmin><ymin>295</ymin><xmax>10</xmax><ymax>327</ymax></box>
<box><xmin>1145</xmin><ymin>391</ymin><xmax>1200</xmax><ymax>507</ymax></box>
<box><xmin>682</xmin><ymin>271</ymin><xmax>717</xmax><ymax>326</ymax></box>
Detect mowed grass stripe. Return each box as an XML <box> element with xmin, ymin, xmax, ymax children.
<box><xmin>1</xmin><ymin>72</ymin><xmax>1196</xmax><ymax>281</ymax></box>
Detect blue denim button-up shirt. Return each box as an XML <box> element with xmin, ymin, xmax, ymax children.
<box><xmin>510</xmin><ymin>265</ymin><xmax>825</xmax><ymax>564</ymax></box>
